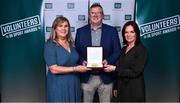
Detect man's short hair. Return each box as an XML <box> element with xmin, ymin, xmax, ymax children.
<box><xmin>89</xmin><ymin>3</ymin><xmax>104</xmax><ymax>15</ymax></box>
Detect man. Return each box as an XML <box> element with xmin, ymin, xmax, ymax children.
<box><xmin>75</xmin><ymin>3</ymin><xmax>121</xmax><ymax>102</ymax></box>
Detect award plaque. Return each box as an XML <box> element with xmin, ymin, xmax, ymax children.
<box><xmin>87</xmin><ymin>47</ymin><xmax>103</xmax><ymax>68</ymax></box>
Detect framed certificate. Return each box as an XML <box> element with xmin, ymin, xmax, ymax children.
<box><xmin>87</xmin><ymin>47</ymin><xmax>103</xmax><ymax>68</ymax></box>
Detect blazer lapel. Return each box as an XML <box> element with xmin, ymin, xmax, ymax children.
<box><xmin>87</xmin><ymin>24</ymin><xmax>92</xmax><ymax>46</ymax></box>
<box><xmin>101</xmin><ymin>24</ymin><xmax>106</xmax><ymax>46</ymax></box>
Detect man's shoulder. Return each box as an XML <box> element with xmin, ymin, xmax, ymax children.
<box><xmin>102</xmin><ymin>23</ymin><xmax>115</xmax><ymax>29</ymax></box>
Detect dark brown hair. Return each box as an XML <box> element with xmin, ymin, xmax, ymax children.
<box><xmin>121</xmin><ymin>21</ymin><xmax>141</xmax><ymax>46</ymax></box>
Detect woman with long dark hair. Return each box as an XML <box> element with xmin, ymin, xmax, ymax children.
<box><xmin>104</xmin><ymin>21</ymin><xmax>148</xmax><ymax>102</ymax></box>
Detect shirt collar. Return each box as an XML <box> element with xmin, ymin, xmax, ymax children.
<box><xmin>90</xmin><ymin>24</ymin><xmax>102</xmax><ymax>31</ymax></box>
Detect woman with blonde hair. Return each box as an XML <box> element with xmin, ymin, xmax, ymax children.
<box><xmin>44</xmin><ymin>16</ymin><xmax>89</xmax><ymax>102</ymax></box>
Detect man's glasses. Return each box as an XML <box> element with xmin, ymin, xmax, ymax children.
<box><xmin>90</xmin><ymin>12</ymin><xmax>102</xmax><ymax>15</ymax></box>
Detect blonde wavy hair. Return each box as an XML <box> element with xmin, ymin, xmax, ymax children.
<box><xmin>48</xmin><ymin>16</ymin><xmax>73</xmax><ymax>46</ymax></box>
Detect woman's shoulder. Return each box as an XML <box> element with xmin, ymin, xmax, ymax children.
<box><xmin>137</xmin><ymin>43</ymin><xmax>146</xmax><ymax>49</ymax></box>
<box><xmin>135</xmin><ymin>43</ymin><xmax>147</xmax><ymax>53</ymax></box>
<box><xmin>122</xmin><ymin>45</ymin><xmax>127</xmax><ymax>50</ymax></box>
<box><xmin>45</xmin><ymin>40</ymin><xmax>58</xmax><ymax>48</ymax></box>
<box><xmin>45</xmin><ymin>40</ymin><xmax>56</xmax><ymax>45</ymax></box>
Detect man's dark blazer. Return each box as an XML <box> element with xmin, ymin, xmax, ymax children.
<box><xmin>75</xmin><ymin>23</ymin><xmax>121</xmax><ymax>84</ymax></box>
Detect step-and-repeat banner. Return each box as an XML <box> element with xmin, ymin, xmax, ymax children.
<box><xmin>0</xmin><ymin>0</ymin><xmax>179</xmax><ymax>102</ymax></box>
<box><xmin>43</xmin><ymin>0</ymin><xmax>135</xmax><ymax>46</ymax></box>
<box><xmin>43</xmin><ymin>0</ymin><xmax>88</xmax><ymax>40</ymax></box>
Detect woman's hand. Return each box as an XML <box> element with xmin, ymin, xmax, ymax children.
<box><xmin>103</xmin><ymin>64</ymin><xmax>116</xmax><ymax>72</ymax></box>
<box><xmin>74</xmin><ymin>65</ymin><xmax>91</xmax><ymax>72</ymax></box>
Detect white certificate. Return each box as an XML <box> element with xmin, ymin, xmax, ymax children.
<box><xmin>87</xmin><ymin>47</ymin><xmax>103</xmax><ymax>68</ymax></box>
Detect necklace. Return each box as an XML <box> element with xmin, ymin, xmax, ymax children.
<box><xmin>125</xmin><ymin>44</ymin><xmax>134</xmax><ymax>54</ymax></box>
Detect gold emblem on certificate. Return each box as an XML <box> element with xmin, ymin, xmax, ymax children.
<box><xmin>91</xmin><ymin>63</ymin><xmax>98</xmax><ymax>67</ymax></box>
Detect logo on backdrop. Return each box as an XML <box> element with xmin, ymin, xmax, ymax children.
<box><xmin>114</xmin><ymin>3</ymin><xmax>121</xmax><ymax>9</ymax></box>
<box><xmin>0</xmin><ymin>15</ymin><xmax>41</xmax><ymax>39</ymax></box>
<box><xmin>45</xmin><ymin>3</ymin><xmax>53</xmax><ymax>9</ymax></box>
<box><xmin>78</xmin><ymin>15</ymin><xmax>86</xmax><ymax>21</ymax></box>
<box><xmin>140</xmin><ymin>15</ymin><xmax>180</xmax><ymax>39</ymax></box>
<box><xmin>67</xmin><ymin>3</ymin><xmax>75</xmax><ymax>9</ymax></box>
